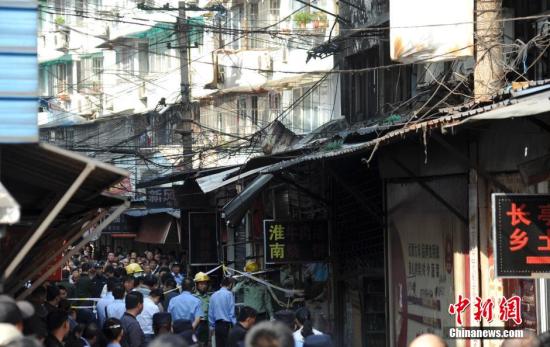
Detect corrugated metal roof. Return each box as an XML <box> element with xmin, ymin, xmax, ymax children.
<box><xmin>0</xmin><ymin>2</ymin><xmax>38</xmax><ymax>143</ymax></box>
<box><xmin>258</xmin><ymin>80</ymin><xmax>550</xmax><ymax>174</ymax></box>
<box><xmin>186</xmin><ymin>79</ymin><xmax>550</xmax><ymax>193</ymax></box>
<box><xmin>196</xmin><ymin>165</ymin><xmax>272</xmax><ymax>193</ymax></box>
<box><xmin>0</xmin><ymin>143</ymin><xmax>128</xmax><ymax>222</ymax></box>
<box><xmin>125</xmin><ymin>208</ymin><xmax>180</xmax><ymax>218</ymax></box>
<box><xmin>0</xmin><ymin>142</ymin><xmax>129</xmax><ymax>292</ymax></box>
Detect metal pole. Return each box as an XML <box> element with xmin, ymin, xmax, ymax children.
<box><xmin>3</xmin><ymin>163</ymin><xmax>95</xmax><ymax>280</ymax></box>
<box><xmin>178</xmin><ymin>1</ymin><xmax>193</xmax><ymax>170</ymax></box>
<box><xmin>468</xmin><ymin>169</ymin><xmax>480</xmax><ymax>347</ymax></box>
<box><xmin>18</xmin><ymin>201</ymin><xmax>129</xmax><ymax>299</ymax></box>
<box><xmin>474</xmin><ymin>0</ymin><xmax>504</xmax><ymax>101</ymax></box>
<box><xmin>537</xmin><ymin>181</ymin><xmax>550</xmax><ymax>333</ymax></box>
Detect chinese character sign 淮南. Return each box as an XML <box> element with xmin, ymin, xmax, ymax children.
<box><xmin>263</xmin><ymin>220</ymin><xmax>329</xmax><ymax>264</ymax></box>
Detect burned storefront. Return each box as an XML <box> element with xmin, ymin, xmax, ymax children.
<box><xmin>212</xmin><ymin>81</ymin><xmax>550</xmax><ymax>346</ymax></box>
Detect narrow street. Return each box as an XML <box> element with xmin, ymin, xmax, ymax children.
<box><xmin>1</xmin><ymin>1</ymin><xmax>550</xmax><ymax>347</ymax></box>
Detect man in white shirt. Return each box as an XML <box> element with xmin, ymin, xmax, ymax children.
<box><xmin>106</xmin><ymin>285</ymin><xmax>126</xmax><ymax>319</ymax></box>
<box><xmin>137</xmin><ymin>289</ymin><xmax>162</xmax><ymax>344</ymax></box>
<box><xmin>293</xmin><ymin>307</ymin><xmax>323</xmax><ymax>347</ymax></box>
<box><xmin>96</xmin><ymin>280</ymin><xmax>115</xmax><ymax>327</ymax></box>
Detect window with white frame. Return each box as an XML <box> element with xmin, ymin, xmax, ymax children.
<box><xmin>217</xmin><ymin>112</ymin><xmax>223</xmax><ymax>131</ymax></box>
<box><xmin>93</xmin><ymin>57</ymin><xmax>103</xmax><ymax>80</ymax></box>
<box><xmin>269</xmin><ymin>0</ymin><xmax>280</xmax><ymax>17</ymax></box>
<box><xmin>251</xmin><ymin>95</ymin><xmax>258</xmax><ymax>125</ymax></box>
<box><xmin>281</xmin><ymin>89</ymin><xmax>293</xmax><ymax>128</ymax></box>
<box><xmin>74</xmin><ymin>0</ymin><xmax>85</xmax><ymax>26</ymax></box>
<box><xmin>237</xmin><ymin>96</ymin><xmax>247</xmax><ymax>133</ymax></box>
<box><xmin>231</xmin><ymin>5</ymin><xmax>244</xmax><ymax>50</ymax></box>
<box><xmin>268</xmin><ymin>91</ymin><xmax>281</xmax><ymax>122</ymax></box>
<box><xmin>138</xmin><ymin>43</ymin><xmax>149</xmax><ymax>76</ymax></box>
<box><xmin>288</xmin><ymin>80</ymin><xmax>331</xmax><ymax>133</ymax></box>
<box><xmin>149</xmin><ymin>40</ymin><xmax>175</xmax><ymax>73</ymax></box>
<box><xmin>53</xmin><ymin>63</ymin><xmax>69</xmax><ymax>94</ymax></box>
<box><xmin>116</xmin><ymin>46</ymin><xmax>135</xmax><ymax>74</ymax></box>
<box><xmin>39</xmin><ymin>67</ymin><xmax>47</xmax><ymax>96</ymax></box>
<box><xmin>292</xmin><ymin>88</ymin><xmax>302</xmax><ymax>131</ymax></box>
<box><xmin>248</xmin><ymin>2</ymin><xmax>260</xmax><ymax>49</ymax></box>
<box><xmin>78</xmin><ymin>56</ymin><xmax>103</xmax><ymax>92</ymax></box>
<box><xmin>54</xmin><ymin>0</ymin><xmax>65</xmax><ymax>13</ymax></box>
<box><xmin>302</xmin><ymin>87</ymin><xmax>312</xmax><ymax>132</ymax></box>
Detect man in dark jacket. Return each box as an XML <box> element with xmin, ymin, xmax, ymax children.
<box><xmin>45</xmin><ymin>310</ymin><xmax>70</xmax><ymax>347</ymax></box>
<box><xmin>44</xmin><ymin>285</ymin><xmax>61</xmax><ymax>315</ymax></box>
<box><xmin>57</xmin><ymin>270</ymin><xmax>76</xmax><ymax>298</ymax></box>
<box><xmin>75</xmin><ymin>263</ymin><xmax>93</xmax><ymax>299</ymax></box>
<box><xmin>163</xmin><ymin>278</ymin><xmax>178</xmax><ymax>309</ymax></box>
<box><xmin>120</xmin><ymin>291</ymin><xmax>145</xmax><ymax>347</ymax></box>
<box><xmin>90</xmin><ymin>263</ymin><xmax>107</xmax><ymax>298</ymax></box>
<box><xmin>227</xmin><ymin>306</ymin><xmax>257</xmax><ymax>347</ymax></box>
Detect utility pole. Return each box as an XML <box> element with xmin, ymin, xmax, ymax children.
<box><xmin>177</xmin><ymin>0</ymin><xmax>193</xmax><ymax>170</ymax></box>
<box><xmin>474</xmin><ymin>0</ymin><xmax>504</xmax><ymax>101</ymax></box>
<box><xmin>138</xmin><ymin>1</ymin><xmax>224</xmax><ymax>169</ymax></box>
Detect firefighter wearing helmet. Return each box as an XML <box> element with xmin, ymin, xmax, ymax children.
<box><xmin>125</xmin><ymin>263</ymin><xmax>144</xmax><ymax>277</ymax></box>
<box><xmin>193</xmin><ymin>272</ymin><xmax>210</xmax><ymax>347</ymax></box>
<box><xmin>233</xmin><ymin>260</ymin><xmax>273</xmax><ymax>322</ymax></box>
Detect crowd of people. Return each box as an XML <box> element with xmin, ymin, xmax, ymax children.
<box><xmin>4</xmin><ymin>245</ymin><xmax>548</xmax><ymax>347</ymax></box>
<box><xmin>0</xmin><ymin>246</ymin><xmax>334</xmax><ymax>347</ymax></box>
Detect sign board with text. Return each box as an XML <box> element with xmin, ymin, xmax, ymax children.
<box><xmin>263</xmin><ymin>220</ymin><xmax>329</xmax><ymax>264</ymax></box>
<box><xmin>493</xmin><ymin>193</ymin><xmax>550</xmax><ymax>278</ymax></box>
<box><xmin>146</xmin><ymin>187</ymin><xmax>177</xmax><ymax>208</ymax></box>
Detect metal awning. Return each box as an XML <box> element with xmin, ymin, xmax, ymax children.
<box><xmin>263</xmin><ymin>73</ymin><xmax>327</xmax><ymax>89</ymax></box>
<box><xmin>449</xmin><ymin>87</ymin><xmax>550</xmax><ymax>126</ymax></box>
<box><xmin>135</xmin><ymin>213</ymin><xmax>180</xmax><ymax>244</ymax></box>
<box><xmin>0</xmin><ymin>143</ymin><xmax>129</xmax><ymax>295</ymax></box>
<box><xmin>125</xmin><ymin>208</ymin><xmax>180</xmax><ymax>219</ymax></box>
<box><xmin>195</xmin><ymin>167</ymin><xmax>240</xmax><ymax>193</ymax></box>
<box><xmin>0</xmin><ymin>143</ymin><xmax>127</xmax><ymax>221</ymax></box>
<box><xmin>38</xmin><ymin>54</ymin><xmax>72</xmax><ymax>65</ymax></box>
<box><xmin>126</xmin><ymin>23</ymin><xmax>173</xmax><ymax>39</ymax></box>
<box><xmin>196</xmin><ymin>165</ymin><xmax>271</xmax><ymax>193</ymax></box>
<box><xmin>136</xmin><ymin>165</ymin><xmax>239</xmax><ymax>188</ymax></box>
<box><xmin>198</xmin><ymin>85</ymin><xmax>269</xmax><ymax>99</ymax></box>
<box><xmin>222</xmin><ymin>174</ymin><xmax>274</xmax><ymax>227</ymax></box>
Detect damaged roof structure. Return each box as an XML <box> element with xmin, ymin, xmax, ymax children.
<box><xmin>137</xmin><ymin>79</ymin><xmax>550</xmax><ymax>230</ymax></box>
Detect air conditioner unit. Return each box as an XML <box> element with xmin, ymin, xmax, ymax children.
<box><xmin>90</xmin><ymin>107</ymin><xmax>102</xmax><ymax>119</ymax></box>
<box><xmin>98</xmin><ymin>25</ymin><xmax>110</xmax><ymax>40</ymax></box>
<box><xmin>139</xmin><ymin>82</ymin><xmax>147</xmax><ymax>100</ymax></box>
<box><xmin>259</xmin><ymin>54</ymin><xmax>273</xmax><ymax>71</ymax></box>
<box><xmin>54</xmin><ymin>31</ymin><xmax>69</xmax><ymax>51</ymax></box>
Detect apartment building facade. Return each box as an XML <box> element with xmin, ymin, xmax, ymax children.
<box><xmin>38</xmin><ymin>0</ymin><xmax>340</xmax><ymax>183</ymax></box>
<box><xmin>198</xmin><ymin>0</ymin><xmax>341</xmax><ymax>151</ymax></box>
